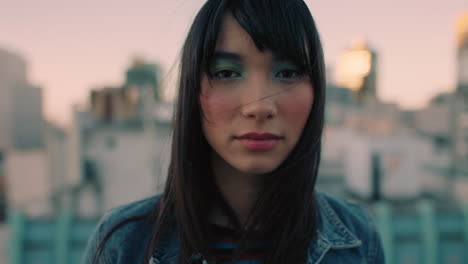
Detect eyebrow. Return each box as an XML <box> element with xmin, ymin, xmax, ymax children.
<box><xmin>212</xmin><ymin>51</ymin><xmax>242</xmax><ymax>61</ymax></box>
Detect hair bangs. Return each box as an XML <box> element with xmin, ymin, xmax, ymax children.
<box><xmin>230</xmin><ymin>0</ymin><xmax>314</xmax><ymax>73</ymax></box>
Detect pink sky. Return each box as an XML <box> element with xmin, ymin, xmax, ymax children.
<box><xmin>0</xmin><ymin>0</ymin><xmax>466</xmax><ymax>125</ymax></box>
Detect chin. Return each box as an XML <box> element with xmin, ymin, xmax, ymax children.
<box><xmin>235</xmin><ymin>161</ymin><xmax>280</xmax><ymax>175</ymax></box>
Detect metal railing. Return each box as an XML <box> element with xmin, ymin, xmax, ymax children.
<box><xmin>7</xmin><ymin>200</ymin><xmax>468</xmax><ymax>264</ymax></box>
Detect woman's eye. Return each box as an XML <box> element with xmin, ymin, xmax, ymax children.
<box><xmin>276</xmin><ymin>69</ymin><xmax>303</xmax><ymax>79</ymax></box>
<box><xmin>212</xmin><ymin>69</ymin><xmax>241</xmax><ymax>79</ymax></box>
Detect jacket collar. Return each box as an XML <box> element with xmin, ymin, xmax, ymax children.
<box><xmin>150</xmin><ymin>194</ymin><xmax>362</xmax><ymax>264</ymax></box>
<box><xmin>307</xmin><ymin>193</ymin><xmax>362</xmax><ymax>264</ymax></box>
<box><xmin>150</xmin><ymin>227</ymin><xmax>180</xmax><ymax>264</ymax></box>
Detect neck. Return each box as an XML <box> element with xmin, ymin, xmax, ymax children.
<box><xmin>210</xmin><ymin>152</ymin><xmax>262</xmax><ymax>226</ymax></box>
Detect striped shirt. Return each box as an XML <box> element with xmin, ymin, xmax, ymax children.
<box><xmin>206</xmin><ymin>223</ymin><xmax>267</xmax><ymax>264</ymax></box>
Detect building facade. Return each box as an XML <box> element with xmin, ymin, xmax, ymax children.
<box><xmin>335</xmin><ymin>40</ymin><xmax>378</xmax><ymax>102</ymax></box>
<box><xmin>0</xmin><ymin>48</ymin><xmax>43</xmax><ymax>150</ymax></box>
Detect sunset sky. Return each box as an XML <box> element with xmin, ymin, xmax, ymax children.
<box><xmin>0</xmin><ymin>0</ymin><xmax>466</xmax><ymax>125</ymax></box>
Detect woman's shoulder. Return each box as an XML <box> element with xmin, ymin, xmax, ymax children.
<box><xmin>314</xmin><ymin>192</ymin><xmax>385</xmax><ymax>263</ymax></box>
<box><xmin>102</xmin><ymin>194</ymin><xmax>162</xmax><ymax>226</ymax></box>
<box><xmin>316</xmin><ymin>191</ymin><xmax>375</xmax><ymax>231</ymax></box>
<box><xmin>96</xmin><ymin>194</ymin><xmax>162</xmax><ymax>241</ymax></box>
<box><xmin>81</xmin><ymin>194</ymin><xmax>162</xmax><ymax>264</ymax></box>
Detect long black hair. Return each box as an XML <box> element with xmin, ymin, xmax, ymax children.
<box><xmin>94</xmin><ymin>0</ymin><xmax>326</xmax><ymax>263</ymax></box>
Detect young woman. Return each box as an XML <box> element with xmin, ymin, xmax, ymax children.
<box><xmin>83</xmin><ymin>0</ymin><xmax>385</xmax><ymax>263</ymax></box>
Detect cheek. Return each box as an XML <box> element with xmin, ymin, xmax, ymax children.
<box><xmin>199</xmin><ymin>91</ymin><xmax>238</xmax><ymax>125</ymax></box>
<box><xmin>280</xmin><ymin>87</ymin><xmax>313</xmax><ymax>129</ymax></box>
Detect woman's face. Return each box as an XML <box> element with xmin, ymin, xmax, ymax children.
<box><xmin>200</xmin><ymin>14</ymin><xmax>314</xmax><ymax>175</ymax></box>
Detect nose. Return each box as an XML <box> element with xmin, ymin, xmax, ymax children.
<box><xmin>240</xmin><ymin>81</ymin><xmax>278</xmax><ymax>121</ymax></box>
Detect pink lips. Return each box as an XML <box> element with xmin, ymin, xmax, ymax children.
<box><xmin>235</xmin><ymin>132</ymin><xmax>283</xmax><ymax>150</ymax></box>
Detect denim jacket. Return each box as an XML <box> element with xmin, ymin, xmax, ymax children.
<box><xmin>82</xmin><ymin>192</ymin><xmax>385</xmax><ymax>264</ymax></box>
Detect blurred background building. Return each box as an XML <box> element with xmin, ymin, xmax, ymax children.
<box><xmin>335</xmin><ymin>39</ymin><xmax>378</xmax><ymax>103</ymax></box>
<box><xmin>0</xmin><ymin>48</ymin><xmax>43</xmax><ymax>150</ymax></box>
<box><xmin>0</xmin><ymin>48</ymin><xmax>45</xmax><ymax>220</ymax></box>
<box><xmin>457</xmin><ymin>13</ymin><xmax>468</xmax><ymax>102</ymax></box>
<box><xmin>64</xmin><ymin>58</ymin><xmax>172</xmax><ymax>216</ymax></box>
<box><xmin>316</xmin><ymin>13</ymin><xmax>468</xmax><ymax>206</ymax></box>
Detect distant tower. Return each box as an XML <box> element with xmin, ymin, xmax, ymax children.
<box><xmin>125</xmin><ymin>57</ymin><xmax>161</xmax><ymax>102</ymax></box>
<box><xmin>335</xmin><ymin>39</ymin><xmax>378</xmax><ymax>103</ymax></box>
<box><xmin>452</xmin><ymin>12</ymin><xmax>468</xmax><ymax>201</ymax></box>
<box><xmin>456</xmin><ymin>12</ymin><xmax>468</xmax><ymax>102</ymax></box>
<box><xmin>0</xmin><ymin>48</ymin><xmax>43</xmax><ymax>150</ymax></box>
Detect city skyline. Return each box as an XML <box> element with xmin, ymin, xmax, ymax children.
<box><xmin>0</xmin><ymin>0</ymin><xmax>466</xmax><ymax>125</ymax></box>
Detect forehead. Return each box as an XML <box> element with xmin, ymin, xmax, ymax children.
<box><xmin>215</xmin><ymin>14</ymin><xmax>273</xmax><ymax>60</ymax></box>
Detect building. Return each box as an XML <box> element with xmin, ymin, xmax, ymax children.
<box><xmin>125</xmin><ymin>58</ymin><xmax>161</xmax><ymax>100</ymax></box>
<box><xmin>346</xmin><ymin>133</ymin><xmax>449</xmax><ymax>201</ymax></box>
<box><xmin>450</xmin><ymin>13</ymin><xmax>468</xmax><ymax>203</ymax></box>
<box><xmin>66</xmin><ymin>104</ymin><xmax>172</xmax><ymax>216</ymax></box>
<box><xmin>415</xmin><ymin>93</ymin><xmax>453</xmax><ymax>140</ymax></box>
<box><xmin>320</xmin><ymin>121</ymin><xmax>450</xmax><ymax>202</ymax></box>
<box><xmin>1</xmin><ymin>122</ymin><xmax>69</xmax><ymax>217</ymax></box>
<box><xmin>456</xmin><ymin>12</ymin><xmax>468</xmax><ymax>100</ymax></box>
<box><xmin>0</xmin><ymin>48</ymin><xmax>44</xmax><ymax>218</ymax></box>
<box><xmin>335</xmin><ymin>40</ymin><xmax>378</xmax><ymax>102</ymax></box>
<box><xmin>90</xmin><ymin>86</ymin><xmax>140</xmax><ymax>123</ymax></box>
<box><xmin>45</xmin><ymin>123</ymin><xmax>68</xmax><ymax>210</ymax></box>
<box><xmin>410</xmin><ymin>13</ymin><xmax>468</xmax><ymax>203</ymax></box>
<box><xmin>325</xmin><ymin>84</ymin><xmax>356</xmax><ymax>126</ymax></box>
<box><xmin>64</xmin><ymin>60</ymin><xmax>172</xmax><ymax>216</ymax></box>
<box><xmin>5</xmin><ymin>148</ymin><xmax>53</xmax><ymax>216</ymax></box>
<box><xmin>0</xmin><ymin>48</ymin><xmax>43</xmax><ymax>150</ymax></box>
<box><xmin>10</xmin><ymin>83</ymin><xmax>43</xmax><ymax>149</ymax></box>
<box><xmin>321</xmin><ymin>42</ymin><xmax>450</xmax><ymax>202</ymax></box>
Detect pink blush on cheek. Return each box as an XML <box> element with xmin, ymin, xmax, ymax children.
<box><xmin>278</xmin><ymin>93</ymin><xmax>313</xmax><ymax>128</ymax></box>
<box><xmin>199</xmin><ymin>92</ymin><xmax>239</xmax><ymax>125</ymax></box>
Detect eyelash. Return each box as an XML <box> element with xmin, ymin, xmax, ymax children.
<box><xmin>211</xmin><ymin>69</ymin><xmax>242</xmax><ymax>80</ymax></box>
<box><xmin>275</xmin><ymin>69</ymin><xmax>304</xmax><ymax>80</ymax></box>
<box><xmin>210</xmin><ymin>69</ymin><xmax>305</xmax><ymax>81</ymax></box>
